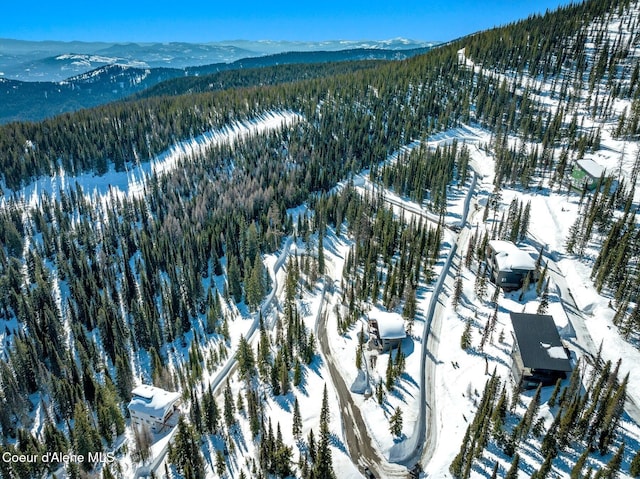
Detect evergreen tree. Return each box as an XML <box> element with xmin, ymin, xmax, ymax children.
<box><xmin>293</xmin><ymin>397</ymin><xmax>303</xmax><ymax>439</ymax></box>
<box><xmin>505</xmin><ymin>453</ymin><xmax>520</xmax><ymax>479</ymax></box>
<box><xmin>223</xmin><ymin>380</ymin><xmax>236</xmax><ymax>427</ymax></box>
<box><xmin>571</xmin><ymin>449</ymin><xmax>590</xmax><ymax>479</ymax></box>
<box><xmin>537</xmin><ymin>283</ymin><xmax>550</xmax><ymax>314</ymax></box>
<box><xmin>630</xmin><ymin>449</ymin><xmax>640</xmax><ymax>477</ymax></box>
<box><xmin>389</xmin><ymin>407</ymin><xmax>403</xmax><ymax>437</ymax></box>
<box><xmin>227</xmin><ymin>255</ymin><xmax>243</xmax><ymax>303</ymax></box>
<box><xmin>236</xmin><ymin>334</ymin><xmax>256</xmax><ymax>381</ymax></box>
<box><xmin>72</xmin><ymin>402</ymin><xmax>102</xmax><ymax>471</ymax></box>
<box><xmin>461</xmin><ymin>318</ymin><xmax>472</xmax><ymax>350</ymax></box>
<box><xmin>453</xmin><ymin>273</ymin><xmax>463</xmax><ymax>311</ymax></box>
<box><xmin>317</xmin><ymin>232</ymin><xmax>325</xmax><ymax>275</ymax></box>
<box><xmin>600</xmin><ymin>442</ymin><xmax>624</xmax><ymax>479</ymax></box>
<box><xmin>386</xmin><ymin>354</ymin><xmax>395</xmax><ymax>390</ymax></box>
<box><xmin>314</xmin><ymin>385</ymin><xmax>335</xmax><ymax>479</ymax></box>
<box><xmin>169</xmin><ymin>416</ymin><xmax>205</xmax><ymax>479</ymax></box>
<box><xmin>246</xmin><ymin>254</ymin><xmax>267</xmax><ymax>310</ymax></box>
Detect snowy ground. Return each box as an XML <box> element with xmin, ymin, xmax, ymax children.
<box><xmin>0</xmin><ymin>110</ymin><xmax>302</xmax><ymax>211</ymax></box>
<box><xmin>314</xmin><ymin>117</ymin><xmax>640</xmax><ymax>478</ymax></box>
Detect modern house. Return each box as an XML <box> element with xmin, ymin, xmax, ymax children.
<box><xmin>486</xmin><ymin>240</ymin><xmax>537</xmax><ymax>291</ymax></box>
<box><xmin>367</xmin><ymin>310</ymin><xmax>406</xmax><ymax>352</ymax></box>
<box><xmin>128</xmin><ymin>385</ymin><xmax>181</xmax><ymax>434</ymax></box>
<box><xmin>510</xmin><ymin>312</ymin><xmax>572</xmax><ymax>389</ymax></box>
<box><xmin>571</xmin><ymin>158</ymin><xmax>605</xmax><ymax>191</ymax></box>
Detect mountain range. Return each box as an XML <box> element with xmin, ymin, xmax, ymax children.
<box><xmin>0</xmin><ymin>38</ymin><xmax>435</xmax><ymax>81</ymax></box>
<box><xmin>2</xmin><ymin>1</ymin><xmax>640</xmax><ymax>478</ymax></box>
<box><xmin>0</xmin><ymin>38</ymin><xmax>435</xmax><ymax>123</ymax></box>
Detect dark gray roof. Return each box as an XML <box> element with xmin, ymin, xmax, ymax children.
<box><xmin>510</xmin><ymin>313</ymin><xmax>572</xmax><ymax>372</ymax></box>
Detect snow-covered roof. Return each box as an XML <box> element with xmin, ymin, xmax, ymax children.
<box><xmin>576</xmin><ymin>159</ymin><xmax>605</xmax><ymax>178</ymax></box>
<box><xmin>488</xmin><ymin>240</ymin><xmax>536</xmax><ymax>272</ymax></box>
<box><xmin>369</xmin><ymin>310</ymin><xmax>406</xmax><ymax>340</ymax></box>
<box><xmin>128</xmin><ymin>385</ymin><xmax>180</xmax><ymax>418</ymax></box>
<box><xmin>510</xmin><ymin>313</ymin><xmax>571</xmax><ymax>372</ymax></box>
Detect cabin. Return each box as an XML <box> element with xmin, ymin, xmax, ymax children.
<box><xmin>367</xmin><ymin>310</ymin><xmax>406</xmax><ymax>352</ymax></box>
<box><xmin>486</xmin><ymin>240</ymin><xmax>536</xmax><ymax>291</ymax></box>
<box><xmin>510</xmin><ymin>312</ymin><xmax>572</xmax><ymax>389</ymax></box>
<box><xmin>128</xmin><ymin>385</ymin><xmax>181</xmax><ymax>434</ymax></box>
<box><xmin>571</xmin><ymin>159</ymin><xmax>605</xmax><ymax>191</ymax></box>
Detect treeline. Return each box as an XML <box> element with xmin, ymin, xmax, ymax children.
<box><xmin>134</xmin><ymin>59</ymin><xmax>388</xmax><ymax>99</ymax></box>
<box><xmin>0</xmin><ymin>0</ymin><xmax>629</xmax><ymax>196</ymax></box>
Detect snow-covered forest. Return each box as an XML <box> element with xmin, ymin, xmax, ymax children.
<box><xmin>1</xmin><ymin>0</ymin><xmax>640</xmax><ymax>477</ymax></box>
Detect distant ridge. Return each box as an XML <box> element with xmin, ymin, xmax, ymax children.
<box><xmin>0</xmin><ymin>38</ymin><xmax>436</xmax><ymax>82</ymax></box>
<box><xmin>0</xmin><ymin>46</ymin><xmax>433</xmax><ymax>124</ymax></box>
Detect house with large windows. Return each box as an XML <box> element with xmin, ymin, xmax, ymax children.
<box><xmin>486</xmin><ymin>240</ymin><xmax>537</xmax><ymax>291</ymax></box>
<box><xmin>128</xmin><ymin>384</ymin><xmax>181</xmax><ymax>434</ymax></box>
<box><xmin>367</xmin><ymin>310</ymin><xmax>406</xmax><ymax>352</ymax></box>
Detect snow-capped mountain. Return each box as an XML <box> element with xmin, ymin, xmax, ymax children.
<box><xmin>0</xmin><ymin>38</ymin><xmax>435</xmax><ymax>82</ymax></box>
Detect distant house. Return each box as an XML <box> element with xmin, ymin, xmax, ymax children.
<box><xmin>128</xmin><ymin>385</ymin><xmax>181</xmax><ymax>434</ymax></box>
<box><xmin>486</xmin><ymin>240</ymin><xmax>536</xmax><ymax>291</ymax></box>
<box><xmin>510</xmin><ymin>312</ymin><xmax>572</xmax><ymax>389</ymax></box>
<box><xmin>572</xmin><ymin>159</ymin><xmax>605</xmax><ymax>191</ymax></box>
<box><xmin>367</xmin><ymin>310</ymin><xmax>406</xmax><ymax>352</ymax></box>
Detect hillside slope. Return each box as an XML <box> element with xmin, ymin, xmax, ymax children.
<box><xmin>1</xmin><ymin>0</ymin><xmax>640</xmax><ymax>478</ymax></box>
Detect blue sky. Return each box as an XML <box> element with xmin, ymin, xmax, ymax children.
<box><xmin>4</xmin><ymin>0</ymin><xmax>575</xmax><ymax>43</ymax></box>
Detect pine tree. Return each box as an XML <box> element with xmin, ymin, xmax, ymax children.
<box><xmin>72</xmin><ymin>402</ymin><xmax>102</xmax><ymax>471</ymax></box>
<box><xmin>453</xmin><ymin>273</ymin><xmax>463</xmax><ymax>311</ymax></box>
<box><xmin>246</xmin><ymin>254</ymin><xmax>267</xmax><ymax>310</ymax></box>
<box><xmin>203</xmin><ymin>384</ymin><xmax>220</xmax><ymax>434</ymax></box>
<box><xmin>303</xmin><ymin>426</ymin><xmax>315</xmax><ymax>461</ymax></box>
<box><xmin>314</xmin><ymin>385</ymin><xmax>335</xmax><ymax>479</ymax></box>
<box><xmin>450</xmin><ymin>425</ymin><xmax>471</xmax><ymax>478</ymax></box>
<box><xmin>236</xmin><ymin>334</ymin><xmax>256</xmax><ymax>381</ymax></box>
<box><xmin>317</xmin><ymin>233</ymin><xmax>325</xmax><ymax>275</ymax></box>
<box><xmin>169</xmin><ymin>416</ymin><xmax>205</xmax><ymax>479</ymax></box>
<box><xmin>293</xmin><ymin>397</ymin><xmax>302</xmax><ymax>440</ymax></box>
<box><xmin>537</xmin><ymin>283</ymin><xmax>550</xmax><ymax>314</ymax></box>
<box><xmin>223</xmin><ymin>380</ymin><xmax>236</xmax><ymax>427</ymax></box>
<box><xmin>386</xmin><ymin>354</ymin><xmax>395</xmax><ymax>390</ymax></box>
<box><xmin>600</xmin><ymin>442</ymin><xmax>624</xmax><ymax>479</ymax></box>
<box><xmin>519</xmin><ymin>271</ymin><xmax>531</xmax><ymax>301</ymax></box>
<box><xmin>293</xmin><ymin>358</ymin><xmax>302</xmax><ymax>387</ymax></box>
<box><xmin>215</xmin><ymin>450</ymin><xmax>227</xmax><ymax>476</ymax></box>
<box><xmin>514</xmin><ymin>384</ymin><xmax>542</xmax><ymax>439</ymax></box>
<box><xmin>505</xmin><ymin>453</ymin><xmax>520</xmax><ymax>479</ymax></box>
<box><xmin>630</xmin><ymin>449</ymin><xmax>640</xmax><ymax>477</ymax></box>
<box><xmin>548</xmin><ymin>378</ymin><xmax>562</xmax><ymax>408</ymax></box>
<box><xmin>389</xmin><ymin>407</ymin><xmax>403</xmax><ymax>437</ymax></box>
<box><xmin>227</xmin><ymin>254</ymin><xmax>243</xmax><ymax>303</ymax></box>
<box><xmin>519</xmin><ymin>201</ymin><xmax>531</xmax><ymax>242</ymax></box>
<box><xmin>571</xmin><ymin>449</ymin><xmax>590</xmax><ymax>479</ymax></box>
<box><xmin>461</xmin><ymin>318</ymin><xmax>472</xmax><ymax>350</ymax></box>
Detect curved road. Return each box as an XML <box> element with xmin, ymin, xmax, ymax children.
<box><xmin>209</xmin><ymin>236</ymin><xmax>293</xmax><ymax>395</ymax></box>
<box><xmin>316</xmin><ymin>282</ymin><xmax>407</xmax><ymax>478</ymax></box>
<box><xmin>315</xmin><ymin>170</ymin><xmax>478</xmax><ymax>476</ymax></box>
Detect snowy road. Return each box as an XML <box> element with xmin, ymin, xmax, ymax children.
<box><xmin>316</xmin><ymin>282</ymin><xmax>408</xmax><ymax>479</ymax></box>
<box><xmin>209</xmin><ymin>236</ymin><xmax>293</xmax><ymax>395</ymax></box>
<box><xmin>392</xmin><ymin>172</ymin><xmax>476</xmax><ymax>466</ymax></box>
